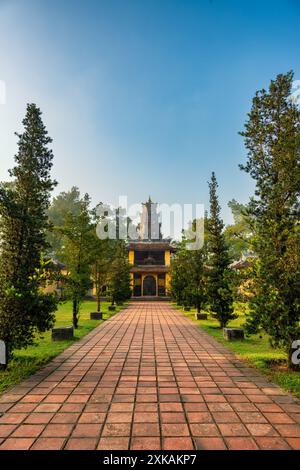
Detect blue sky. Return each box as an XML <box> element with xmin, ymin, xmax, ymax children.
<box><xmin>0</xmin><ymin>0</ymin><xmax>299</xmax><ymax>224</ymax></box>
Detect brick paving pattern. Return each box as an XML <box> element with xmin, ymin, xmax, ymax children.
<box><xmin>0</xmin><ymin>301</ymin><xmax>300</xmax><ymax>450</ymax></box>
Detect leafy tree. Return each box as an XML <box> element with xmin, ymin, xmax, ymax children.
<box><xmin>56</xmin><ymin>194</ymin><xmax>93</xmax><ymax>328</ymax></box>
<box><xmin>240</xmin><ymin>71</ymin><xmax>300</xmax><ymax>368</ymax></box>
<box><xmin>48</xmin><ymin>187</ymin><xmax>81</xmax><ymax>226</ymax></box>
<box><xmin>185</xmin><ymin>244</ymin><xmax>208</xmax><ymax>313</ymax></box>
<box><xmin>90</xmin><ymin>207</ymin><xmax>115</xmax><ymax>312</ymax></box>
<box><xmin>224</xmin><ymin>199</ymin><xmax>253</xmax><ymax>261</ymax></box>
<box><xmin>170</xmin><ymin>220</ymin><xmax>208</xmax><ymax>312</ymax></box>
<box><xmin>90</xmin><ymin>241</ymin><xmax>112</xmax><ymax>312</ymax></box>
<box><xmin>0</xmin><ymin>104</ymin><xmax>57</xmax><ymax>359</ymax></box>
<box><xmin>108</xmin><ymin>243</ymin><xmax>131</xmax><ymax>304</ymax></box>
<box><xmin>170</xmin><ymin>241</ymin><xmax>190</xmax><ymax>306</ymax></box>
<box><xmin>207</xmin><ymin>172</ymin><xmax>235</xmax><ymax>327</ymax></box>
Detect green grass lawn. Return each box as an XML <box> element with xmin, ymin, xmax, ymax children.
<box><xmin>0</xmin><ymin>300</ymin><xmax>126</xmax><ymax>394</ymax></box>
<box><xmin>175</xmin><ymin>302</ymin><xmax>300</xmax><ymax>400</ymax></box>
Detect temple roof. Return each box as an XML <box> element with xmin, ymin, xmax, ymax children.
<box><xmin>127</xmin><ymin>240</ymin><xmax>176</xmax><ymax>251</ymax></box>
<box><xmin>130</xmin><ymin>265</ymin><xmax>171</xmax><ymax>273</ymax></box>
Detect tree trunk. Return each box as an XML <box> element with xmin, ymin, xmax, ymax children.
<box><xmin>196</xmin><ymin>300</ymin><xmax>200</xmax><ymax>314</ymax></box>
<box><xmin>97</xmin><ymin>295</ymin><xmax>101</xmax><ymax>313</ymax></box>
<box><xmin>73</xmin><ymin>299</ymin><xmax>78</xmax><ymax>329</ymax></box>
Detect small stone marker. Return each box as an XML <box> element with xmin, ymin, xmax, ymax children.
<box><xmin>90</xmin><ymin>312</ymin><xmax>103</xmax><ymax>320</ymax></box>
<box><xmin>195</xmin><ymin>313</ymin><xmax>208</xmax><ymax>320</ymax></box>
<box><xmin>223</xmin><ymin>328</ymin><xmax>244</xmax><ymax>341</ymax></box>
<box><xmin>52</xmin><ymin>326</ymin><xmax>74</xmax><ymax>341</ymax></box>
<box><xmin>0</xmin><ymin>340</ymin><xmax>7</xmax><ymax>366</ymax></box>
<box><xmin>289</xmin><ymin>340</ymin><xmax>300</xmax><ymax>372</ymax></box>
<box><xmin>108</xmin><ymin>305</ymin><xmax>116</xmax><ymax>311</ymax></box>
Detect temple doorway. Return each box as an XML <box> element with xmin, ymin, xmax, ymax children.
<box><xmin>143</xmin><ymin>275</ymin><xmax>156</xmax><ymax>296</ymax></box>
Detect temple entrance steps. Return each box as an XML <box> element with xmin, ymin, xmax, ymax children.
<box><xmin>131</xmin><ymin>296</ymin><xmax>171</xmax><ymax>301</ymax></box>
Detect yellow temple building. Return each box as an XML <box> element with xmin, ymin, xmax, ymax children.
<box><xmin>128</xmin><ymin>197</ymin><xmax>175</xmax><ymax>298</ymax></box>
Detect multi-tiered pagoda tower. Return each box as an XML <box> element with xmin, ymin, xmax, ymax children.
<box><xmin>128</xmin><ymin>197</ymin><xmax>175</xmax><ymax>298</ymax></box>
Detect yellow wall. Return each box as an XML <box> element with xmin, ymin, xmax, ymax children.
<box><xmin>128</xmin><ymin>250</ymin><xmax>134</xmax><ymax>265</ymax></box>
<box><xmin>165</xmin><ymin>273</ymin><xmax>171</xmax><ymax>292</ymax></box>
<box><xmin>130</xmin><ymin>272</ymin><xmax>134</xmax><ymax>289</ymax></box>
<box><xmin>129</xmin><ymin>247</ymin><xmax>172</xmax><ymax>296</ymax></box>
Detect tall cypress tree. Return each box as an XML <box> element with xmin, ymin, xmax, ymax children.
<box><xmin>0</xmin><ymin>104</ymin><xmax>57</xmax><ymax>358</ymax></box>
<box><xmin>170</xmin><ymin>241</ymin><xmax>190</xmax><ymax>306</ymax></box>
<box><xmin>240</xmin><ymin>71</ymin><xmax>300</xmax><ymax>368</ymax></box>
<box><xmin>207</xmin><ymin>172</ymin><xmax>235</xmax><ymax>327</ymax></box>
<box><xmin>186</xmin><ymin>244</ymin><xmax>208</xmax><ymax>314</ymax></box>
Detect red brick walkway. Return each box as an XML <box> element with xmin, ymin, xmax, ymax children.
<box><xmin>0</xmin><ymin>302</ymin><xmax>300</xmax><ymax>450</ymax></box>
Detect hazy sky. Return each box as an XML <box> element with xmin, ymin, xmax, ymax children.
<box><xmin>0</xmin><ymin>0</ymin><xmax>299</xmax><ymax>224</ymax></box>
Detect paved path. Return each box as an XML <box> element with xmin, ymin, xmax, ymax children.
<box><xmin>0</xmin><ymin>302</ymin><xmax>300</xmax><ymax>450</ymax></box>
